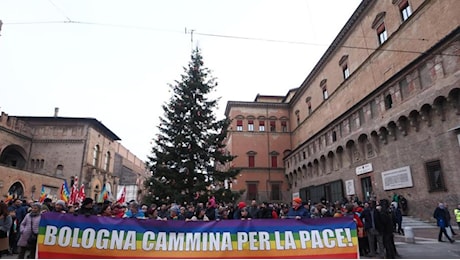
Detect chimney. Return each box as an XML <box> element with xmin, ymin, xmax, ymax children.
<box><xmin>54</xmin><ymin>107</ymin><xmax>59</xmax><ymax>117</ymax></box>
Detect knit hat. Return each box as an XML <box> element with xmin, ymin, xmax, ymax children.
<box><xmin>238</xmin><ymin>201</ymin><xmax>247</xmax><ymax>209</ymax></box>
<box><xmin>293</xmin><ymin>197</ymin><xmax>302</xmax><ymax>204</ymax></box>
<box><xmin>55</xmin><ymin>200</ymin><xmax>66</xmax><ymax>207</ymax></box>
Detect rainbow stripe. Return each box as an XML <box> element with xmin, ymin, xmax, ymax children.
<box><xmin>60</xmin><ymin>180</ymin><xmax>70</xmax><ymax>203</ymax></box>
<box><xmin>39</xmin><ymin>186</ymin><xmax>47</xmax><ymax>203</ymax></box>
<box><xmin>37</xmin><ymin>213</ymin><xmax>358</xmax><ymax>259</ymax></box>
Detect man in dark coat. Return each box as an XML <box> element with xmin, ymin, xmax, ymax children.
<box><xmin>433</xmin><ymin>202</ymin><xmax>455</xmax><ymax>243</ymax></box>
<box><xmin>77</xmin><ymin>198</ymin><xmax>97</xmax><ymax>216</ymax></box>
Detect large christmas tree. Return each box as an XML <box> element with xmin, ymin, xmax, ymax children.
<box><xmin>143</xmin><ymin>48</ymin><xmax>240</xmax><ymax>206</ymax></box>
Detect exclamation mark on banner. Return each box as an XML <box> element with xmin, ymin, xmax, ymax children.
<box><xmin>345</xmin><ymin>229</ymin><xmax>353</xmax><ymax>246</ymax></box>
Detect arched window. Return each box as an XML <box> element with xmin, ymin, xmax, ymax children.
<box><xmin>93</xmin><ymin>145</ymin><xmax>100</xmax><ymax>167</ymax></box>
<box><xmin>104</xmin><ymin>151</ymin><xmax>111</xmax><ymax>171</ymax></box>
<box><xmin>56</xmin><ymin>164</ymin><xmax>64</xmax><ymax>176</ymax></box>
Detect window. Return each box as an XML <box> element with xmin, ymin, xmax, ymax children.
<box><xmin>270</xmin><ymin>183</ymin><xmax>281</xmax><ymax>201</ymax></box>
<box><xmin>247</xmin><ymin>183</ymin><xmax>258</xmax><ymax>200</ymax></box>
<box><xmin>258</xmin><ymin>121</ymin><xmax>265</xmax><ymax>132</ymax></box>
<box><xmin>308</xmin><ymin>101</ymin><xmax>312</xmax><ymax>115</ymax></box>
<box><xmin>426</xmin><ymin>160</ymin><xmax>446</xmax><ymax>191</ymax></box>
<box><xmin>384</xmin><ymin>94</ymin><xmax>393</xmax><ymax>110</ymax></box>
<box><xmin>320</xmin><ymin>79</ymin><xmax>328</xmax><ymax>100</ymax></box>
<box><xmin>332</xmin><ymin>131</ymin><xmax>337</xmax><ymax>142</ymax></box>
<box><xmin>281</xmin><ymin>121</ymin><xmax>288</xmax><ymax>132</ymax></box>
<box><xmin>270</xmin><ymin>121</ymin><xmax>276</xmax><ymax>132</ymax></box>
<box><xmin>104</xmin><ymin>151</ymin><xmax>111</xmax><ymax>171</ymax></box>
<box><xmin>377</xmin><ymin>23</ymin><xmax>388</xmax><ymax>45</ymax></box>
<box><xmin>93</xmin><ymin>145</ymin><xmax>100</xmax><ymax>167</ymax></box>
<box><xmin>370</xmin><ymin>100</ymin><xmax>378</xmax><ymax>119</ymax></box>
<box><xmin>236</xmin><ymin>120</ymin><xmax>243</xmax><ymax>131</ymax></box>
<box><xmin>248</xmin><ymin>155</ymin><xmax>255</xmax><ymax>168</ymax></box>
<box><xmin>339</xmin><ymin>55</ymin><xmax>350</xmax><ymax>79</ymax></box>
<box><xmin>295</xmin><ymin>110</ymin><xmax>300</xmax><ymax>125</ymax></box>
<box><xmin>55</xmin><ymin>164</ymin><xmax>63</xmax><ymax>176</ymax></box>
<box><xmin>398</xmin><ymin>0</ymin><xmax>412</xmax><ymax>21</ymax></box>
<box><xmin>248</xmin><ymin>120</ymin><xmax>254</xmax><ymax>131</ymax></box>
<box><xmin>271</xmin><ymin>155</ymin><xmax>277</xmax><ymax>168</ymax></box>
<box><xmin>322</xmin><ymin>88</ymin><xmax>329</xmax><ymax>100</ymax></box>
<box><xmin>372</xmin><ymin>12</ymin><xmax>387</xmax><ymax>45</ymax></box>
<box><xmin>343</xmin><ymin>64</ymin><xmax>350</xmax><ymax>79</ymax></box>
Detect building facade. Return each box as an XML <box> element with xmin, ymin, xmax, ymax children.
<box><xmin>224</xmin><ymin>0</ymin><xmax>460</xmax><ymax>221</ymax></box>
<box><xmin>0</xmin><ymin>109</ymin><xmax>147</xmax><ymax>203</ymax></box>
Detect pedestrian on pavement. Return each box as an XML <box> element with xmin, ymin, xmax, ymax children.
<box><xmin>433</xmin><ymin>202</ymin><xmax>455</xmax><ymax>243</ymax></box>
<box><xmin>361</xmin><ymin>200</ymin><xmax>385</xmax><ymax>258</ymax></box>
<box><xmin>391</xmin><ymin>203</ymin><xmax>404</xmax><ymax>235</ymax></box>
<box><xmin>454</xmin><ymin>204</ymin><xmax>460</xmax><ymax>230</ymax></box>
<box><xmin>444</xmin><ymin>202</ymin><xmax>457</xmax><ymax>236</ymax></box>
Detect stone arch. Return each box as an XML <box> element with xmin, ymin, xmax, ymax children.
<box><xmin>448</xmin><ymin>88</ymin><xmax>460</xmax><ymax>114</ymax></box>
<box><xmin>358</xmin><ymin>134</ymin><xmax>368</xmax><ymax>159</ymax></box>
<box><xmin>7</xmin><ymin>181</ymin><xmax>25</xmax><ymax>199</ymax></box>
<box><xmin>433</xmin><ymin>96</ymin><xmax>447</xmax><ymax>121</ymax></box>
<box><xmin>336</xmin><ymin>146</ymin><xmax>344</xmax><ymax>169</ymax></box>
<box><xmin>370</xmin><ymin>131</ymin><xmax>380</xmax><ymax>154</ymax></box>
<box><xmin>409</xmin><ymin>110</ymin><xmax>420</xmax><ymax>132</ymax></box>
<box><xmin>327</xmin><ymin>151</ymin><xmax>335</xmax><ymax>172</ymax></box>
<box><xmin>420</xmin><ymin>104</ymin><xmax>432</xmax><ymax>126</ymax></box>
<box><xmin>397</xmin><ymin>116</ymin><xmax>409</xmax><ymax>136</ymax></box>
<box><xmin>307</xmin><ymin>162</ymin><xmax>313</xmax><ymax>178</ymax></box>
<box><xmin>387</xmin><ymin>121</ymin><xmax>397</xmax><ymax>141</ymax></box>
<box><xmin>92</xmin><ymin>178</ymin><xmax>102</xmax><ymax>200</ymax></box>
<box><xmin>313</xmin><ymin>159</ymin><xmax>319</xmax><ymax>176</ymax></box>
<box><xmin>302</xmin><ymin>164</ymin><xmax>307</xmax><ymax>178</ymax></box>
<box><xmin>345</xmin><ymin>140</ymin><xmax>359</xmax><ymax>164</ymax></box>
<box><xmin>378</xmin><ymin>127</ymin><xmax>389</xmax><ymax>144</ymax></box>
<box><xmin>320</xmin><ymin>155</ymin><xmax>326</xmax><ymax>175</ymax></box>
<box><xmin>0</xmin><ymin>144</ymin><xmax>28</xmax><ymax>170</ymax></box>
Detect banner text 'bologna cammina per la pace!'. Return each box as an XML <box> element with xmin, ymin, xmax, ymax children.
<box><xmin>36</xmin><ymin>212</ymin><xmax>358</xmax><ymax>259</ymax></box>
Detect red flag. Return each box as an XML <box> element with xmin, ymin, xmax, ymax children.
<box><xmin>116</xmin><ymin>186</ymin><xmax>126</xmax><ymax>204</ymax></box>
<box><xmin>69</xmin><ymin>176</ymin><xmax>79</xmax><ymax>205</ymax></box>
<box><xmin>77</xmin><ymin>184</ymin><xmax>86</xmax><ymax>204</ymax></box>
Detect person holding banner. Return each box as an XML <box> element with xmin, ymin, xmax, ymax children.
<box><xmin>284</xmin><ymin>198</ymin><xmax>310</xmax><ymax>219</ymax></box>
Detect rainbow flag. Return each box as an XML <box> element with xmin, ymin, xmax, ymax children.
<box><xmin>60</xmin><ymin>180</ymin><xmax>71</xmax><ymax>203</ymax></box>
<box><xmin>98</xmin><ymin>184</ymin><xmax>109</xmax><ymax>203</ymax></box>
<box><xmin>4</xmin><ymin>193</ymin><xmax>13</xmax><ymax>203</ymax></box>
<box><xmin>37</xmin><ymin>214</ymin><xmax>358</xmax><ymax>259</ymax></box>
<box><xmin>39</xmin><ymin>185</ymin><xmax>47</xmax><ymax>203</ymax></box>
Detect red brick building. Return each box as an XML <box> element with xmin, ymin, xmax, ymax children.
<box><xmin>224</xmin><ymin>0</ymin><xmax>460</xmax><ymax>221</ymax></box>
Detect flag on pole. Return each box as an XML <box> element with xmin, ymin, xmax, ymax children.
<box><xmin>69</xmin><ymin>176</ymin><xmax>79</xmax><ymax>205</ymax></box>
<box><xmin>4</xmin><ymin>193</ymin><xmax>13</xmax><ymax>203</ymax></box>
<box><xmin>98</xmin><ymin>184</ymin><xmax>110</xmax><ymax>203</ymax></box>
<box><xmin>60</xmin><ymin>180</ymin><xmax>71</xmax><ymax>203</ymax></box>
<box><xmin>39</xmin><ymin>185</ymin><xmax>47</xmax><ymax>203</ymax></box>
<box><xmin>77</xmin><ymin>184</ymin><xmax>86</xmax><ymax>204</ymax></box>
<box><xmin>116</xmin><ymin>186</ymin><xmax>126</xmax><ymax>204</ymax></box>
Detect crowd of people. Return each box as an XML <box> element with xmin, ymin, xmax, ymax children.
<box><xmin>0</xmin><ymin>194</ymin><xmax>457</xmax><ymax>259</ymax></box>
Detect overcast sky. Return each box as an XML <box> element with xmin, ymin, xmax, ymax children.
<box><xmin>0</xmin><ymin>0</ymin><xmax>361</xmax><ymax>160</ymax></box>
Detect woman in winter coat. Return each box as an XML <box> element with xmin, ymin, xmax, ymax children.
<box><xmin>0</xmin><ymin>202</ymin><xmax>13</xmax><ymax>257</ymax></box>
<box><xmin>17</xmin><ymin>202</ymin><xmax>41</xmax><ymax>259</ymax></box>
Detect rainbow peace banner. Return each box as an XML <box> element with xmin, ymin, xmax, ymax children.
<box><xmin>37</xmin><ymin>213</ymin><xmax>358</xmax><ymax>259</ymax></box>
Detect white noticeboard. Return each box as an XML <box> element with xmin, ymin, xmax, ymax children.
<box><xmin>345</xmin><ymin>179</ymin><xmax>355</xmax><ymax>195</ymax></box>
<box><xmin>381</xmin><ymin>166</ymin><xmax>413</xmax><ymax>190</ymax></box>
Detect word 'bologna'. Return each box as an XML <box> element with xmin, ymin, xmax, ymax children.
<box><xmin>37</xmin><ymin>213</ymin><xmax>358</xmax><ymax>259</ymax></box>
